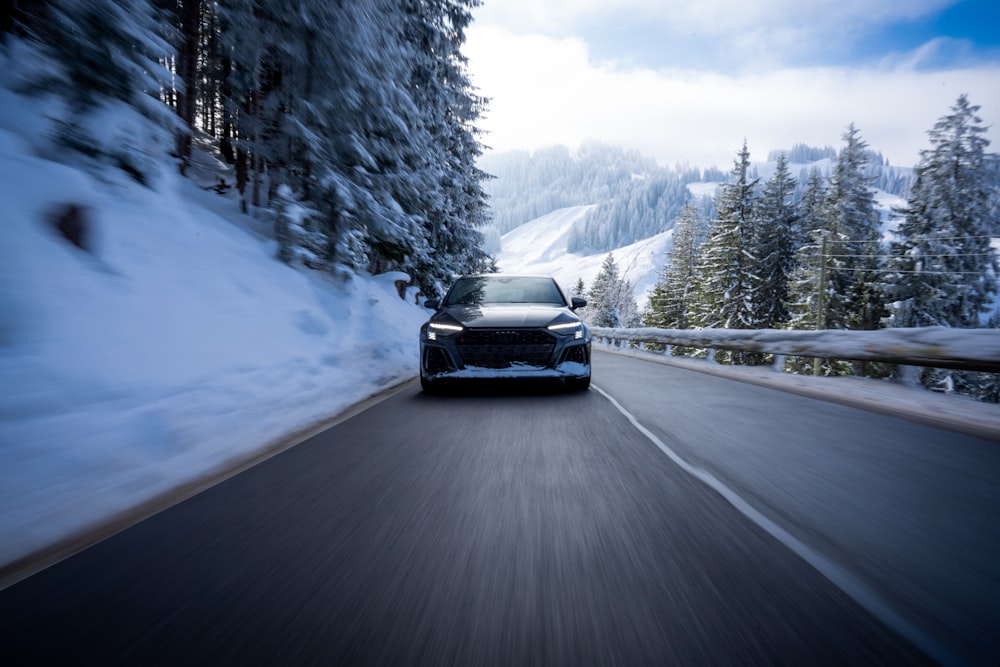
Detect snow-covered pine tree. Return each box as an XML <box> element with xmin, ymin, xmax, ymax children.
<box><xmin>218</xmin><ymin>0</ymin><xmax>490</xmax><ymax>286</ymax></box>
<box><xmin>586</xmin><ymin>252</ymin><xmax>622</xmax><ymax>327</ymax></box>
<box><xmin>644</xmin><ymin>201</ymin><xmax>707</xmax><ymax>332</ymax></box>
<box><xmin>19</xmin><ymin>0</ymin><xmax>176</xmax><ymax>182</ymax></box>
<box><xmin>171</xmin><ymin>0</ymin><xmax>202</xmax><ymax>175</ymax></box>
<box><xmin>402</xmin><ymin>0</ymin><xmax>492</xmax><ymax>293</ymax></box>
<box><xmin>219</xmin><ymin>0</ymin><xmax>340</xmax><ymax>210</ymax></box>
<box><xmin>584</xmin><ymin>252</ymin><xmax>638</xmax><ymax>328</ymax></box>
<box><xmin>752</xmin><ymin>153</ymin><xmax>798</xmax><ymax>329</ymax></box>
<box><xmin>787</xmin><ymin>170</ymin><xmax>829</xmax><ymax>328</ymax></box>
<box><xmin>886</xmin><ymin>95</ymin><xmax>1000</xmax><ymax>397</ymax></box>
<box><xmin>823</xmin><ymin>123</ymin><xmax>886</xmax><ymax>333</ymax></box>
<box><xmin>644</xmin><ymin>267</ymin><xmax>672</xmax><ymax>329</ymax></box>
<box><xmin>691</xmin><ymin>141</ymin><xmax>763</xmax><ymax>363</ymax></box>
<box><xmin>785</xmin><ymin>171</ymin><xmax>848</xmax><ymax>374</ymax></box>
<box><xmin>888</xmin><ymin>95</ymin><xmax>999</xmax><ymax>328</ymax></box>
<box><xmin>614</xmin><ymin>278</ymin><xmax>641</xmax><ymax>328</ymax></box>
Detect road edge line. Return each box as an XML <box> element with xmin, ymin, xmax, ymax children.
<box><xmin>592</xmin><ymin>383</ymin><xmax>960</xmax><ymax>667</ymax></box>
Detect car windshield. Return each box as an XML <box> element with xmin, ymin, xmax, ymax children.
<box><xmin>444</xmin><ymin>277</ymin><xmax>567</xmax><ymax>306</ymax></box>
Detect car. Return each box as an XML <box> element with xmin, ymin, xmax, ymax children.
<box><xmin>419</xmin><ymin>274</ymin><xmax>592</xmax><ymax>392</ymax></box>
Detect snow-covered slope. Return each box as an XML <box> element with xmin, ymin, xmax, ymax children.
<box><xmin>496</xmin><ymin>180</ymin><xmax>913</xmax><ymax>311</ymax></box>
<box><xmin>0</xmin><ymin>119</ymin><xmax>427</xmax><ymax>569</ymax></box>
<box><xmin>497</xmin><ymin>205</ymin><xmax>673</xmax><ymax>307</ymax></box>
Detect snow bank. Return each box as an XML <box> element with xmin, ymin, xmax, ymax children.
<box><xmin>0</xmin><ymin>125</ymin><xmax>427</xmax><ymax>569</ymax></box>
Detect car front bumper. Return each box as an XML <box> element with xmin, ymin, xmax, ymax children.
<box><xmin>420</xmin><ymin>328</ymin><xmax>591</xmax><ymax>381</ymax></box>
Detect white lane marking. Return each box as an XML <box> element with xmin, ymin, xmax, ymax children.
<box><xmin>592</xmin><ymin>383</ymin><xmax>961</xmax><ymax>667</ymax></box>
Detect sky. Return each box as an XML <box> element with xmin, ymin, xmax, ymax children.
<box><xmin>464</xmin><ymin>0</ymin><xmax>1000</xmax><ymax>169</ymax></box>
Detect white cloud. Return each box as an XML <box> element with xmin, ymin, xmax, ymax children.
<box><xmin>465</xmin><ymin>25</ymin><xmax>1000</xmax><ymax>169</ymax></box>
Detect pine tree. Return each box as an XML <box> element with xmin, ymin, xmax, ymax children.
<box><xmin>823</xmin><ymin>124</ymin><xmax>886</xmax><ymax>332</ymax></box>
<box><xmin>213</xmin><ymin>0</ymin><xmax>490</xmax><ymax>286</ymax></box>
<box><xmin>586</xmin><ymin>252</ymin><xmax>623</xmax><ymax>327</ymax></box>
<box><xmin>788</xmin><ymin>170</ymin><xmax>830</xmax><ymax>330</ymax></box>
<box><xmin>403</xmin><ymin>0</ymin><xmax>492</xmax><ymax>292</ymax></box>
<box><xmin>644</xmin><ymin>201</ymin><xmax>706</xmax><ymax>331</ymax></box>
<box><xmin>692</xmin><ymin>142</ymin><xmax>761</xmax><ymax>346</ymax></box>
<box><xmin>22</xmin><ymin>0</ymin><xmax>176</xmax><ymax>182</ymax></box>
<box><xmin>172</xmin><ymin>0</ymin><xmax>203</xmax><ymax>175</ymax></box>
<box><xmin>584</xmin><ymin>252</ymin><xmax>638</xmax><ymax>328</ymax></box>
<box><xmin>888</xmin><ymin>95</ymin><xmax>999</xmax><ymax>328</ymax></box>
<box><xmin>752</xmin><ymin>154</ymin><xmax>798</xmax><ymax>329</ymax></box>
<box><xmin>614</xmin><ymin>278</ymin><xmax>641</xmax><ymax>328</ymax></box>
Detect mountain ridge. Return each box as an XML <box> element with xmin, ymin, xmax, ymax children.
<box><xmin>481</xmin><ymin>142</ymin><xmax>914</xmax><ymax>258</ymax></box>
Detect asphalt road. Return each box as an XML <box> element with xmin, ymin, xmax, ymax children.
<box><xmin>3</xmin><ymin>350</ymin><xmax>996</xmax><ymax>665</ymax></box>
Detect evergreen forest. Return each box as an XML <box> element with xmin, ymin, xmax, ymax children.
<box><xmin>3</xmin><ymin>0</ymin><xmax>492</xmax><ymax>296</ymax></box>
<box><xmin>640</xmin><ymin>104</ymin><xmax>1000</xmax><ymax>401</ymax></box>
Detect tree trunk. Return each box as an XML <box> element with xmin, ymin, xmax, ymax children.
<box><xmin>174</xmin><ymin>0</ymin><xmax>201</xmax><ymax>175</ymax></box>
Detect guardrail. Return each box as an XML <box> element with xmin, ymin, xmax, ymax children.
<box><xmin>590</xmin><ymin>326</ymin><xmax>1000</xmax><ymax>374</ymax></box>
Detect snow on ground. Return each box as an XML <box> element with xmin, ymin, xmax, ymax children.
<box><xmin>497</xmin><ymin>205</ymin><xmax>673</xmax><ymax>307</ymax></box>
<box><xmin>596</xmin><ymin>343</ymin><xmax>1000</xmax><ymax>441</ymax></box>
<box><xmin>0</xmin><ymin>119</ymin><xmax>428</xmax><ymax>570</ymax></box>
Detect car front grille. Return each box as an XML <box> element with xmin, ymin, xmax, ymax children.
<box><xmin>457</xmin><ymin>329</ymin><xmax>555</xmax><ymax>368</ymax></box>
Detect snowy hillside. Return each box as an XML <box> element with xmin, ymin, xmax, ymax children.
<box><xmin>497</xmin><ymin>205</ymin><xmax>673</xmax><ymax>307</ymax></box>
<box><xmin>0</xmin><ymin>116</ymin><xmax>428</xmax><ymax>569</ymax></box>
<box><xmin>495</xmin><ymin>183</ymin><xmax>910</xmax><ymax>310</ymax></box>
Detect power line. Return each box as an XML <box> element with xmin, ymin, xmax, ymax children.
<box><xmin>814</xmin><ymin>235</ymin><xmax>996</xmax><ymax>244</ymax></box>
<box><xmin>825</xmin><ymin>253</ymin><xmax>992</xmax><ymax>259</ymax></box>
<box><xmin>827</xmin><ymin>267</ymin><xmax>992</xmax><ymax>276</ymax></box>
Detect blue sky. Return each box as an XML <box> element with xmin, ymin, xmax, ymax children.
<box><xmin>465</xmin><ymin>0</ymin><xmax>1000</xmax><ymax>168</ymax></box>
<box><xmin>850</xmin><ymin>0</ymin><xmax>1000</xmax><ymax>68</ymax></box>
<box><xmin>581</xmin><ymin>0</ymin><xmax>1000</xmax><ymax>70</ymax></box>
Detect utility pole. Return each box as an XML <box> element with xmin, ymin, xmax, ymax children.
<box><xmin>813</xmin><ymin>234</ymin><xmax>828</xmax><ymax>376</ymax></box>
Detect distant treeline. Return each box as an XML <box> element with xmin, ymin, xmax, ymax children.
<box><xmin>483</xmin><ymin>140</ymin><xmax>920</xmax><ymax>255</ymax></box>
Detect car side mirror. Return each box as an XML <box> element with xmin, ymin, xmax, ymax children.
<box><xmin>571</xmin><ymin>296</ymin><xmax>587</xmax><ymax>310</ymax></box>
<box><xmin>424</xmin><ymin>299</ymin><xmax>440</xmax><ymax>311</ymax></box>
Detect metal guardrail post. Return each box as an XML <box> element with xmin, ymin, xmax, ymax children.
<box><xmin>773</xmin><ymin>354</ymin><xmax>785</xmax><ymax>373</ymax></box>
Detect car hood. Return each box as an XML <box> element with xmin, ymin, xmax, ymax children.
<box><xmin>438</xmin><ymin>304</ymin><xmax>577</xmax><ymax>329</ymax></box>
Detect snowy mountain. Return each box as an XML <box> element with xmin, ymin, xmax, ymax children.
<box><xmin>496</xmin><ymin>205</ymin><xmax>673</xmax><ymax>308</ymax></box>
<box><xmin>481</xmin><ymin>143</ymin><xmax>916</xmax><ymax>257</ymax></box>
<box><xmin>496</xmin><ymin>185</ymin><xmax>911</xmax><ymax>310</ymax></box>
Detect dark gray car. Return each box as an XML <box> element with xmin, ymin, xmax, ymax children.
<box><xmin>420</xmin><ymin>275</ymin><xmax>591</xmax><ymax>392</ymax></box>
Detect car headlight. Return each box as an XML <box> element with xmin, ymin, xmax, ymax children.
<box><xmin>548</xmin><ymin>321</ymin><xmax>584</xmax><ymax>339</ymax></box>
<box><xmin>427</xmin><ymin>321</ymin><xmax>464</xmax><ymax>341</ymax></box>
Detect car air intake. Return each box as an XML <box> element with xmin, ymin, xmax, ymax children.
<box><xmin>424</xmin><ymin>347</ymin><xmax>455</xmax><ymax>375</ymax></box>
<box><xmin>559</xmin><ymin>345</ymin><xmax>589</xmax><ymax>365</ymax></box>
